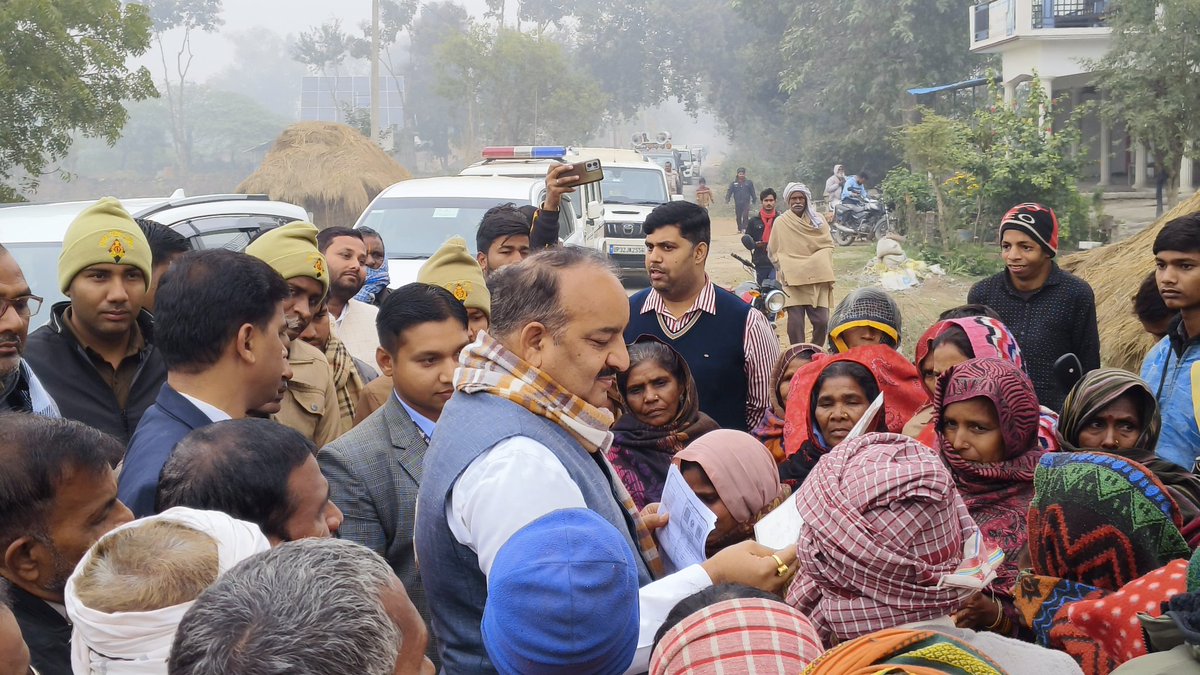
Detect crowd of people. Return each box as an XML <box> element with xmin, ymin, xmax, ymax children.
<box><xmin>4</xmin><ymin>161</ymin><xmax>1200</xmax><ymax>675</ymax></box>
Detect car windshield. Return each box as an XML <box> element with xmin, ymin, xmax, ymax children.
<box><xmin>601</xmin><ymin>168</ymin><xmax>668</xmax><ymax>205</ymax></box>
<box><xmin>5</xmin><ymin>242</ymin><xmax>67</xmax><ymax>331</ymax></box>
<box><xmin>358</xmin><ymin>196</ymin><xmax>569</xmax><ymax>257</ymax></box>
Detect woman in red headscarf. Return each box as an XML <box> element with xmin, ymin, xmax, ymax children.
<box><xmin>780</xmin><ymin>345</ymin><xmax>928</xmax><ymax>482</ymax></box>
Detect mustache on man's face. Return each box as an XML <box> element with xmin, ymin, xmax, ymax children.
<box><xmin>597</xmin><ymin>368</ymin><xmax>619</xmax><ymax>380</ymax></box>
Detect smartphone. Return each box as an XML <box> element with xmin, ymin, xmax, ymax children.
<box><xmin>562</xmin><ymin>158</ymin><xmax>604</xmax><ymax>186</ymax></box>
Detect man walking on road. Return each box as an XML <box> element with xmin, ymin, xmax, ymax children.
<box><xmin>725</xmin><ymin>167</ymin><xmax>757</xmax><ymax>233</ymax></box>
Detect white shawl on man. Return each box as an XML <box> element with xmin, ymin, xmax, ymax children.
<box><xmin>64</xmin><ymin>508</ymin><xmax>270</xmax><ymax>675</ymax></box>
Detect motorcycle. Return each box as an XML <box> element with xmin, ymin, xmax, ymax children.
<box><xmin>831</xmin><ymin>194</ymin><xmax>893</xmax><ymax>246</ymax></box>
<box><xmin>731</xmin><ymin>235</ymin><xmax>786</xmax><ymax>325</ymax></box>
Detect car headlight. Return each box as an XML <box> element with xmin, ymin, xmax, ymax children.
<box><xmin>764</xmin><ymin>289</ymin><xmax>787</xmax><ymax>313</ymax></box>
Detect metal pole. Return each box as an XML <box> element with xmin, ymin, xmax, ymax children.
<box><xmin>370</xmin><ymin>0</ymin><xmax>381</xmax><ymax>142</ymax></box>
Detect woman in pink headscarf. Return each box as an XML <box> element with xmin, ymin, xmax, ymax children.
<box><xmin>672</xmin><ymin>430</ymin><xmax>792</xmax><ymax>557</ymax></box>
<box><xmin>907</xmin><ymin>316</ymin><xmax>1059</xmax><ymax>453</ymax></box>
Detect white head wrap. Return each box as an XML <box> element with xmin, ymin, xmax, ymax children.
<box><xmin>65</xmin><ymin>507</ymin><xmax>271</xmax><ymax>675</ymax></box>
<box><xmin>782</xmin><ymin>182</ymin><xmax>826</xmax><ymax>229</ymax></box>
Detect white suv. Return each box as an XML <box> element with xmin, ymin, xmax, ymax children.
<box><xmin>0</xmin><ymin>191</ymin><xmax>308</xmax><ymax>329</ymax></box>
<box><xmin>353</xmin><ymin>175</ymin><xmax>584</xmax><ymax>287</ymax></box>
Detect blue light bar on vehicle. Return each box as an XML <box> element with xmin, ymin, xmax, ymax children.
<box><xmin>481</xmin><ymin>146</ymin><xmax>567</xmax><ymax>159</ymax></box>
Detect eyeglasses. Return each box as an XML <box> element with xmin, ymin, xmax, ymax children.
<box><xmin>0</xmin><ymin>294</ymin><xmax>43</xmax><ymax>319</ymax></box>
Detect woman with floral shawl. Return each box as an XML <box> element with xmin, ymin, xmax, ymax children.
<box><xmin>1057</xmin><ymin>368</ymin><xmax>1200</xmax><ymax>532</ymax></box>
<box><xmin>607</xmin><ymin>339</ymin><xmax>719</xmax><ymax>509</ymax></box>
<box><xmin>908</xmin><ymin>315</ymin><xmax>1060</xmax><ymax>453</ymax></box>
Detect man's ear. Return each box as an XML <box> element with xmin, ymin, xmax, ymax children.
<box><xmin>3</xmin><ymin>535</ymin><xmax>47</xmax><ymax>589</ymax></box>
<box><xmin>235</xmin><ymin>323</ymin><xmax>258</xmax><ymax>365</ymax></box>
<box><xmin>694</xmin><ymin>241</ymin><xmax>709</xmax><ymax>265</ymax></box>
<box><xmin>376</xmin><ymin>346</ymin><xmax>394</xmax><ymax>377</ymax></box>
<box><xmin>475</xmin><ymin>252</ymin><xmax>489</xmax><ymax>273</ymax></box>
<box><xmin>516</xmin><ymin>322</ymin><xmax>550</xmax><ymax>368</ymax></box>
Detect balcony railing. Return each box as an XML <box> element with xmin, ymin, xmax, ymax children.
<box><xmin>1032</xmin><ymin>0</ymin><xmax>1108</xmax><ymax>28</ymax></box>
<box><xmin>973</xmin><ymin>0</ymin><xmax>1108</xmax><ymax>44</ymax></box>
<box><xmin>1032</xmin><ymin>0</ymin><xmax>1104</xmax><ymax>27</ymax></box>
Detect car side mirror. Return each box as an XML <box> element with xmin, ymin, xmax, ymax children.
<box><xmin>586</xmin><ymin>201</ymin><xmax>603</xmax><ymax>221</ymax></box>
<box><xmin>741</xmin><ymin>234</ymin><xmax>756</xmax><ymax>251</ymax></box>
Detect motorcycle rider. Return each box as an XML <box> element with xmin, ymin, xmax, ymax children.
<box><xmin>824</xmin><ymin>165</ymin><xmax>845</xmax><ymax>209</ymax></box>
<box><xmin>744</xmin><ymin>188</ymin><xmax>778</xmax><ymax>284</ymax></box>
<box><xmin>841</xmin><ymin>169</ymin><xmax>870</xmax><ymax>204</ymax></box>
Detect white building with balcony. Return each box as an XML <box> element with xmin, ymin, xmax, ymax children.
<box><xmin>970</xmin><ymin>0</ymin><xmax>1195</xmax><ymax>192</ymax></box>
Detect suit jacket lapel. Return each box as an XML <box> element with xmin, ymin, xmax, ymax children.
<box><xmin>159</xmin><ymin>384</ymin><xmax>215</xmax><ymax>430</ymax></box>
<box><xmin>383</xmin><ymin>397</ymin><xmax>428</xmax><ymax>484</ymax></box>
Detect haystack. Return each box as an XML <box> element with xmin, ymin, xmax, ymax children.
<box><xmin>237</xmin><ymin>121</ymin><xmax>411</xmax><ymax>229</ymax></box>
<box><xmin>1059</xmin><ymin>191</ymin><xmax>1200</xmax><ymax>371</ymax></box>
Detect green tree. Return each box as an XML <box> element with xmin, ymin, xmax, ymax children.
<box><xmin>0</xmin><ymin>0</ymin><xmax>156</xmax><ymax>200</ymax></box>
<box><xmin>144</xmin><ymin>0</ymin><xmax>223</xmax><ymax>176</ymax></box>
<box><xmin>1088</xmin><ymin>0</ymin><xmax>1200</xmax><ymax>213</ymax></box>
<box><xmin>437</xmin><ymin>27</ymin><xmax>608</xmax><ymax>149</ymax></box>
<box><xmin>896</xmin><ymin>111</ymin><xmax>977</xmax><ymax>247</ymax></box>
<box><xmin>408</xmin><ymin>2</ymin><xmax>472</xmax><ymax>167</ymax></box>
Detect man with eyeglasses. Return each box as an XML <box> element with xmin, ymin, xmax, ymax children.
<box><xmin>0</xmin><ymin>244</ymin><xmax>57</xmax><ymax>417</ymax></box>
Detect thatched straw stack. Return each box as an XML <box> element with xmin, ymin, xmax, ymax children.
<box><xmin>1059</xmin><ymin>191</ymin><xmax>1200</xmax><ymax>371</ymax></box>
<box><xmin>237</xmin><ymin>122</ymin><xmax>411</xmax><ymax>229</ymax></box>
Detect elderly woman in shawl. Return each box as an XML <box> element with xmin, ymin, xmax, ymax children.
<box><xmin>751</xmin><ymin>343</ymin><xmax>823</xmax><ymax>461</ymax></box>
<box><xmin>780</xmin><ymin>344</ymin><xmax>929</xmax><ymax>482</ymax></box>
<box><xmin>1015</xmin><ymin>452</ymin><xmax>1193</xmax><ymax>674</ymax></box>
<box><xmin>1057</xmin><ymin>368</ymin><xmax>1200</xmax><ymax>529</ymax></box>
<box><xmin>671</xmin><ymin>430</ymin><xmax>792</xmax><ymax>557</ymax></box>
<box><xmin>933</xmin><ymin>357</ymin><xmax>1046</xmax><ymax>635</ymax></box>
<box><xmin>65</xmin><ymin>507</ymin><xmax>271</xmax><ymax>674</ymax></box>
<box><xmin>908</xmin><ymin>316</ymin><xmax>1060</xmax><ymax>453</ymax></box>
<box><xmin>785</xmin><ymin>432</ymin><xmax>981</xmax><ymax>645</ymax></box>
<box><xmin>607</xmin><ymin>340</ymin><xmax>719</xmax><ymax>509</ymax></box>
<box><xmin>768</xmin><ymin>182</ymin><xmax>836</xmax><ymax>346</ymax></box>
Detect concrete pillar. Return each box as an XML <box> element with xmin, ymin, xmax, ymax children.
<box><xmin>1069</xmin><ymin>88</ymin><xmax>1081</xmax><ymax>156</ymax></box>
<box><xmin>1134</xmin><ymin>143</ymin><xmax>1148</xmax><ymax>189</ymax></box>
<box><xmin>1098</xmin><ymin>116</ymin><xmax>1111</xmax><ymax>186</ymax></box>
<box><xmin>1182</xmin><ymin>153</ymin><xmax>1195</xmax><ymax>194</ymax></box>
<box><xmin>1038</xmin><ymin>76</ymin><xmax>1055</xmax><ymax>132</ymax></box>
<box><xmin>1004</xmin><ymin>80</ymin><xmax>1017</xmax><ymax>105</ymax></box>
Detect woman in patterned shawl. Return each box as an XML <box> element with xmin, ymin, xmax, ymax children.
<box><xmin>934</xmin><ymin>357</ymin><xmax>1046</xmax><ymax>632</ymax></box>
<box><xmin>1057</xmin><ymin>368</ymin><xmax>1200</xmax><ymax>532</ymax></box>
<box><xmin>750</xmin><ymin>342</ymin><xmax>823</xmax><ymax>461</ymax></box>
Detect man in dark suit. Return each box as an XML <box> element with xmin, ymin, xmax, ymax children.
<box><xmin>118</xmin><ymin>250</ymin><xmax>294</xmax><ymax>517</ymax></box>
<box><xmin>0</xmin><ymin>414</ymin><xmax>134</xmax><ymax>675</ymax></box>
<box><xmin>319</xmin><ymin>283</ymin><xmax>470</xmax><ymax>666</ymax></box>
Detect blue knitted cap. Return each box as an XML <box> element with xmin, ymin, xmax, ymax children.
<box><xmin>482</xmin><ymin>508</ymin><xmax>640</xmax><ymax>675</ymax></box>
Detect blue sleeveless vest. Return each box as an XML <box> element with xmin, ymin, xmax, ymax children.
<box><xmin>625</xmin><ymin>287</ymin><xmax>751</xmax><ymax>431</ymax></box>
<box><xmin>415</xmin><ymin>392</ymin><xmax>654</xmax><ymax>673</ymax></box>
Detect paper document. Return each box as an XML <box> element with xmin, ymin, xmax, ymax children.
<box><xmin>658</xmin><ymin>464</ymin><xmax>717</xmax><ymax>573</ymax></box>
<box><xmin>845</xmin><ymin>392</ymin><xmax>885</xmax><ymax>442</ymax></box>
<box><xmin>938</xmin><ymin>531</ymin><xmax>1004</xmax><ymax>590</ymax></box>
<box><xmin>754</xmin><ymin>496</ymin><xmax>803</xmax><ymax>550</ymax></box>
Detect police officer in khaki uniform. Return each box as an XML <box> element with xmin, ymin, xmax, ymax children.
<box><xmin>246</xmin><ymin>222</ymin><xmax>347</xmax><ymax>446</ymax></box>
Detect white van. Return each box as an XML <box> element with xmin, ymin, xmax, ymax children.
<box><xmin>353</xmin><ymin>175</ymin><xmax>583</xmax><ymax>287</ymax></box>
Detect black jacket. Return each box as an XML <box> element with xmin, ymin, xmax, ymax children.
<box><xmin>24</xmin><ymin>302</ymin><xmax>167</xmax><ymax>444</ymax></box>
<box><xmin>967</xmin><ymin>263</ymin><xmax>1101</xmax><ymax>412</ymax></box>
<box><xmin>744</xmin><ymin>211</ymin><xmax>776</xmax><ymax>270</ymax></box>
<box><xmin>726</xmin><ymin>179</ymin><xmax>757</xmax><ymax>207</ymax></box>
<box><xmin>8</xmin><ymin>584</ymin><xmax>71</xmax><ymax>675</ymax></box>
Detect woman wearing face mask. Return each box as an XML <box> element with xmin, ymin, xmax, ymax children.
<box><xmin>751</xmin><ymin>343</ymin><xmax>823</xmax><ymax>462</ymax></box>
<box><xmin>1058</xmin><ymin>368</ymin><xmax>1200</xmax><ymax>528</ymax></box>
<box><xmin>909</xmin><ymin>316</ymin><xmax>1060</xmax><ymax>453</ymax></box>
<box><xmin>781</xmin><ymin>345</ymin><xmax>928</xmax><ymax>483</ymax></box>
<box><xmin>934</xmin><ymin>358</ymin><xmax>1046</xmax><ymax>633</ymax></box>
<box><xmin>607</xmin><ymin>340</ymin><xmax>719</xmax><ymax>509</ymax></box>
<box><xmin>672</xmin><ymin>430</ymin><xmax>792</xmax><ymax>558</ymax></box>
